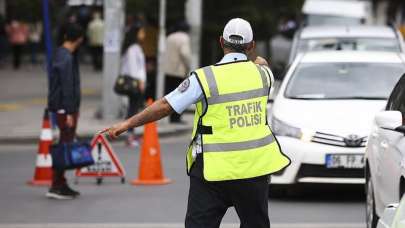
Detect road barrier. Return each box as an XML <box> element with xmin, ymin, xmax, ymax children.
<box><xmin>75</xmin><ymin>134</ymin><xmax>126</xmax><ymax>185</ymax></box>
<box><xmin>27</xmin><ymin>109</ymin><xmax>53</xmax><ymax>186</ymax></box>
<box><xmin>131</xmin><ymin>99</ymin><xmax>171</xmax><ymax>185</ymax></box>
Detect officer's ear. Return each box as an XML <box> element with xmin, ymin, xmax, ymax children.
<box><xmin>246</xmin><ymin>41</ymin><xmax>255</xmax><ymax>55</ymax></box>
<box><xmin>219</xmin><ymin>36</ymin><xmax>225</xmax><ymax>49</ymax></box>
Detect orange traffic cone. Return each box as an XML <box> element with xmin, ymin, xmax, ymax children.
<box><xmin>27</xmin><ymin>109</ymin><xmax>53</xmax><ymax>186</ymax></box>
<box><xmin>132</xmin><ymin>99</ymin><xmax>171</xmax><ymax>185</ymax></box>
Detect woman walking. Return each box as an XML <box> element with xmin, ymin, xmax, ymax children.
<box><xmin>120</xmin><ymin>22</ymin><xmax>146</xmax><ymax>147</ymax></box>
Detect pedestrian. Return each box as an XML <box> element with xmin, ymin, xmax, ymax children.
<box><xmin>5</xmin><ymin>19</ymin><xmax>29</xmax><ymax>69</ymax></box>
<box><xmin>0</xmin><ymin>14</ymin><xmax>7</xmax><ymax>67</ymax></box>
<box><xmin>120</xmin><ymin>22</ymin><xmax>147</xmax><ymax>147</ymax></box>
<box><xmin>162</xmin><ymin>21</ymin><xmax>191</xmax><ymax>123</ymax></box>
<box><xmin>47</xmin><ymin>23</ymin><xmax>84</xmax><ymax>200</ymax></box>
<box><xmin>87</xmin><ymin>11</ymin><xmax>104</xmax><ymax>71</ymax></box>
<box><xmin>28</xmin><ymin>20</ymin><xmax>42</xmax><ymax>65</ymax></box>
<box><xmin>101</xmin><ymin>18</ymin><xmax>291</xmax><ymax>228</ymax></box>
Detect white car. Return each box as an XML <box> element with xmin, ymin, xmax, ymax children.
<box><xmin>377</xmin><ymin>195</ymin><xmax>405</xmax><ymax>228</ymax></box>
<box><xmin>289</xmin><ymin>25</ymin><xmax>405</xmax><ymax>64</ymax></box>
<box><xmin>365</xmin><ymin>74</ymin><xmax>405</xmax><ymax>228</ymax></box>
<box><xmin>270</xmin><ymin>51</ymin><xmax>405</xmax><ymax>189</ymax></box>
<box><xmin>302</xmin><ymin>0</ymin><xmax>372</xmax><ymax>26</ymax></box>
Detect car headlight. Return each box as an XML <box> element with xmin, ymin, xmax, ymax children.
<box><xmin>271</xmin><ymin>116</ymin><xmax>314</xmax><ymax>142</ymax></box>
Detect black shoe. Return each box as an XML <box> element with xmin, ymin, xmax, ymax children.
<box><xmin>64</xmin><ymin>185</ymin><xmax>80</xmax><ymax>197</ymax></box>
<box><xmin>45</xmin><ymin>186</ymin><xmax>75</xmax><ymax>200</ymax></box>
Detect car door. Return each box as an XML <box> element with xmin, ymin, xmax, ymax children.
<box><xmin>376</xmin><ymin>75</ymin><xmax>405</xmax><ymax>210</ymax></box>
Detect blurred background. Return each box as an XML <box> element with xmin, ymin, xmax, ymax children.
<box><xmin>1</xmin><ymin>0</ymin><xmax>405</xmax><ymax>227</ymax></box>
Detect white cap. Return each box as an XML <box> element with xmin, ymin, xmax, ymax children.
<box><xmin>222</xmin><ymin>18</ymin><xmax>253</xmax><ymax>44</ymax></box>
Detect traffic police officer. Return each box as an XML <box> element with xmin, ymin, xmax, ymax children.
<box><xmin>101</xmin><ymin>18</ymin><xmax>291</xmax><ymax>228</ymax></box>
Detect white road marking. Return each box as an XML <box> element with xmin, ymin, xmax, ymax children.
<box><xmin>0</xmin><ymin>223</ymin><xmax>365</xmax><ymax>228</ymax></box>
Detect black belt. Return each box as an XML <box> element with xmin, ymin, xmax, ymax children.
<box><xmin>197</xmin><ymin>125</ymin><xmax>212</xmax><ymax>134</ymax></box>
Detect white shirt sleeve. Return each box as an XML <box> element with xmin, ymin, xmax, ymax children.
<box><xmin>127</xmin><ymin>45</ymin><xmax>146</xmax><ymax>82</ymax></box>
<box><xmin>164</xmin><ymin>73</ymin><xmax>203</xmax><ymax>114</ymax></box>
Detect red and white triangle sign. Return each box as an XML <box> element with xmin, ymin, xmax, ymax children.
<box><xmin>76</xmin><ymin>134</ymin><xmax>125</xmax><ymax>178</ymax></box>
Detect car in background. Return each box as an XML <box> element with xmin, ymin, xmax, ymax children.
<box><xmin>365</xmin><ymin>73</ymin><xmax>405</xmax><ymax>228</ymax></box>
<box><xmin>289</xmin><ymin>25</ymin><xmax>405</xmax><ymax>64</ymax></box>
<box><xmin>377</xmin><ymin>195</ymin><xmax>405</xmax><ymax>228</ymax></box>
<box><xmin>270</xmin><ymin>51</ymin><xmax>405</xmax><ymax>190</ymax></box>
<box><xmin>302</xmin><ymin>0</ymin><xmax>372</xmax><ymax>26</ymax></box>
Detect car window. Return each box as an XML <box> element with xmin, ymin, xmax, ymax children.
<box><xmin>386</xmin><ymin>73</ymin><xmax>405</xmax><ymax>123</ymax></box>
<box><xmin>305</xmin><ymin>15</ymin><xmax>361</xmax><ymax>26</ymax></box>
<box><xmin>298</xmin><ymin>38</ymin><xmax>401</xmax><ymax>53</ymax></box>
<box><xmin>386</xmin><ymin>78</ymin><xmax>403</xmax><ymax>110</ymax></box>
<box><xmin>285</xmin><ymin>62</ymin><xmax>405</xmax><ymax>100</ymax></box>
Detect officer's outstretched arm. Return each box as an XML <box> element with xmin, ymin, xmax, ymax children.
<box><xmin>99</xmin><ymin>98</ymin><xmax>174</xmax><ymax>139</ymax></box>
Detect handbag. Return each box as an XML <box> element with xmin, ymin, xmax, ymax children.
<box><xmin>113</xmin><ymin>75</ymin><xmax>141</xmax><ymax>96</ymax></box>
<box><xmin>51</xmin><ymin>142</ymin><xmax>94</xmax><ymax>170</ymax></box>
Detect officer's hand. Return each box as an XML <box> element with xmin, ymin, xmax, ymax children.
<box><xmin>254</xmin><ymin>56</ymin><xmax>269</xmax><ymax>66</ymax></box>
<box><xmin>98</xmin><ymin>122</ymin><xmax>128</xmax><ymax>140</ymax></box>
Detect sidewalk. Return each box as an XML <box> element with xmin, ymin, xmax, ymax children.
<box><xmin>0</xmin><ymin>64</ymin><xmax>193</xmax><ymax>144</ymax></box>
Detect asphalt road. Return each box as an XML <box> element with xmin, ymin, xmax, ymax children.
<box><xmin>0</xmin><ymin>134</ymin><xmax>366</xmax><ymax>228</ymax></box>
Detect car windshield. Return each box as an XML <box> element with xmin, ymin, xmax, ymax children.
<box><xmin>306</xmin><ymin>15</ymin><xmax>361</xmax><ymax>26</ymax></box>
<box><xmin>298</xmin><ymin>38</ymin><xmax>400</xmax><ymax>52</ymax></box>
<box><xmin>285</xmin><ymin>62</ymin><xmax>405</xmax><ymax>99</ymax></box>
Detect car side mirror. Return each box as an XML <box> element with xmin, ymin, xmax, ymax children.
<box><xmin>375</xmin><ymin>111</ymin><xmax>403</xmax><ymax>130</ymax></box>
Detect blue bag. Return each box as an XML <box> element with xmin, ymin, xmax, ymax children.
<box><xmin>51</xmin><ymin>142</ymin><xmax>94</xmax><ymax>170</ymax></box>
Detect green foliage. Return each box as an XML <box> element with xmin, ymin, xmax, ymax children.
<box><xmin>126</xmin><ymin>0</ymin><xmax>186</xmax><ymax>27</ymax></box>
<box><xmin>6</xmin><ymin>0</ymin><xmax>42</xmax><ymax>21</ymax></box>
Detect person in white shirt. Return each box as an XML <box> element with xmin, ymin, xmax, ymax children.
<box><xmin>87</xmin><ymin>12</ymin><xmax>104</xmax><ymax>71</ymax></box>
<box><xmin>120</xmin><ymin>22</ymin><xmax>146</xmax><ymax>147</ymax></box>
<box><xmin>162</xmin><ymin>21</ymin><xmax>191</xmax><ymax>123</ymax></box>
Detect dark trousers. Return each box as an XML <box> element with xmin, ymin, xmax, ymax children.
<box><xmin>52</xmin><ymin>112</ymin><xmax>79</xmax><ymax>188</ymax></box>
<box><xmin>185</xmin><ymin>156</ymin><xmax>271</xmax><ymax>228</ymax></box>
<box><xmin>127</xmin><ymin>94</ymin><xmax>144</xmax><ymax>133</ymax></box>
<box><xmin>164</xmin><ymin>75</ymin><xmax>183</xmax><ymax>122</ymax></box>
<box><xmin>12</xmin><ymin>44</ymin><xmax>23</xmax><ymax>69</ymax></box>
<box><xmin>90</xmin><ymin>46</ymin><xmax>103</xmax><ymax>71</ymax></box>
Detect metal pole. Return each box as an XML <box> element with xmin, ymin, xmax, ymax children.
<box><xmin>155</xmin><ymin>0</ymin><xmax>166</xmax><ymax>100</ymax></box>
<box><xmin>42</xmin><ymin>0</ymin><xmax>58</xmax><ymax>128</ymax></box>
<box><xmin>42</xmin><ymin>0</ymin><xmax>53</xmax><ymax>85</ymax></box>
<box><xmin>186</xmin><ymin>0</ymin><xmax>202</xmax><ymax>70</ymax></box>
<box><xmin>102</xmin><ymin>0</ymin><xmax>125</xmax><ymax>120</ymax></box>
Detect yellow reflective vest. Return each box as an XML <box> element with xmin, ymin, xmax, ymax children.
<box><xmin>186</xmin><ymin>60</ymin><xmax>291</xmax><ymax>181</ymax></box>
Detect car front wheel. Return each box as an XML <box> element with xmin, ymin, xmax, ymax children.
<box><xmin>366</xmin><ymin>171</ymin><xmax>379</xmax><ymax>228</ymax></box>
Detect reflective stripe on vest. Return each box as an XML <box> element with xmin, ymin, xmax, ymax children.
<box><xmin>204</xmin><ymin>134</ymin><xmax>275</xmax><ymax>152</ymax></box>
<box><xmin>203</xmin><ymin>64</ymin><xmax>269</xmax><ymax>105</ymax></box>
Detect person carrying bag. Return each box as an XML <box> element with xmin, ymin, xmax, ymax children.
<box><xmin>47</xmin><ymin>24</ymin><xmax>86</xmax><ymax>200</ymax></box>
<box><xmin>114</xmin><ymin>21</ymin><xmax>146</xmax><ymax>147</ymax></box>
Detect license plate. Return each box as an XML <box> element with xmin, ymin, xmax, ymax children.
<box><xmin>325</xmin><ymin>154</ymin><xmax>364</xmax><ymax>169</ymax></box>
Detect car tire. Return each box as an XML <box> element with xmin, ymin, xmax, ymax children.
<box><xmin>366</xmin><ymin>171</ymin><xmax>379</xmax><ymax>228</ymax></box>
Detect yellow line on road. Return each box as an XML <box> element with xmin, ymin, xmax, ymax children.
<box><xmin>0</xmin><ymin>103</ymin><xmax>22</xmax><ymax>112</ymax></box>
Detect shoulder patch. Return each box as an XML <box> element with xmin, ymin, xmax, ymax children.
<box><xmin>177</xmin><ymin>78</ymin><xmax>190</xmax><ymax>93</ymax></box>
